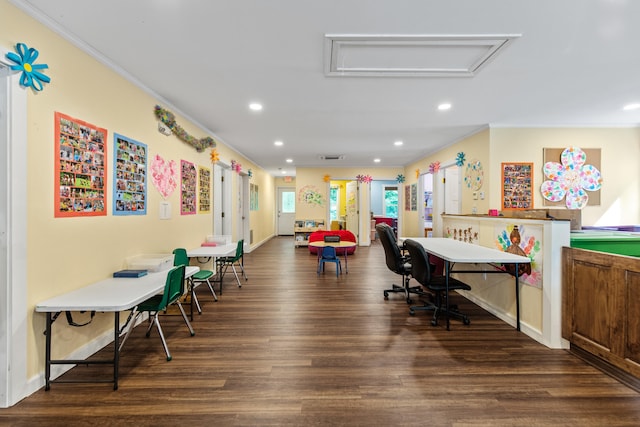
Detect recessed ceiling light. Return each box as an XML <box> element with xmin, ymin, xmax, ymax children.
<box><xmin>623</xmin><ymin>103</ymin><xmax>640</xmax><ymax>111</ymax></box>
<box><xmin>374</xmin><ymin>158</ymin><xmax>381</xmax><ymax>163</ymax></box>
<box><xmin>274</xmin><ymin>140</ymin><xmax>283</xmax><ymax>146</ymax></box>
<box><xmin>281</xmin><ymin>170</ymin><xmax>287</xmax><ymax>174</ymax></box>
<box><xmin>286</xmin><ymin>158</ymin><xmax>293</xmax><ymax>163</ymax></box>
<box><xmin>438</xmin><ymin>103</ymin><xmax>452</xmax><ymax>111</ymax></box>
<box><xmin>394</xmin><ymin>140</ymin><xmax>403</xmax><ymax>146</ymax></box>
<box><xmin>249</xmin><ymin>102</ymin><xmax>263</xmax><ymax>111</ymax></box>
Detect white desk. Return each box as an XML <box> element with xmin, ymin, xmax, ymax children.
<box><xmin>403</xmin><ymin>238</ymin><xmax>531</xmax><ymax>330</ymax></box>
<box><xmin>187</xmin><ymin>243</ymin><xmax>238</xmax><ymax>293</ymax></box>
<box><xmin>35</xmin><ymin>266</ymin><xmax>199</xmax><ymax>390</ymax></box>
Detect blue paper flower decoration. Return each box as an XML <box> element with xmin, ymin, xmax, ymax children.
<box><xmin>5</xmin><ymin>43</ymin><xmax>51</xmax><ymax>91</ymax></box>
<box><xmin>396</xmin><ymin>174</ymin><xmax>405</xmax><ymax>183</ymax></box>
<box><xmin>456</xmin><ymin>152</ymin><xmax>466</xmax><ymax>167</ymax></box>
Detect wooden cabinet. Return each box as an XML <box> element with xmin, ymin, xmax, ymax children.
<box><xmin>294</xmin><ymin>219</ymin><xmax>325</xmax><ymax>247</ymax></box>
<box><xmin>563</xmin><ymin>247</ymin><xmax>640</xmax><ymax>379</ymax></box>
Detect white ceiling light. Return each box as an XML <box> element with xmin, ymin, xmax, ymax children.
<box><xmin>623</xmin><ymin>103</ymin><xmax>640</xmax><ymax>111</ymax></box>
<box><xmin>286</xmin><ymin>158</ymin><xmax>293</xmax><ymax>163</ymax></box>
<box><xmin>249</xmin><ymin>102</ymin><xmax>263</xmax><ymax>111</ymax></box>
<box><xmin>274</xmin><ymin>140</ymin><xmax>283</xmax><ymax>146</ymax></box>
<box><xmin>281</xmin><ymin>170</ymin><xmax>287</xmax><ymax>174</ymax></box>
<box><xmin>438</xmin><ymin>103</ymin><xmax>452</xmax><ymax>111</ymax></box>
<box><xmin>374</xmin><ymin>158</ymin><xmax>381</xmax><ymax>163</ymax></box>
<box><xmin>394</xmin><ymin>140</ymin><xmax>403</xmax><ymax>146</ymax></box>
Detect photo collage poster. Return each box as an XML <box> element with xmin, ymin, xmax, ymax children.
<box><xmin>55</xmin><ymin>112</ymin><xmax>107</xmax><ymax>218</ymax></box>
<box><xmin>501</xmin><ymin>162</ymin><xmax>533</xmax><ymax>210</ymax></box>
<box><xmin>113</xmin><ymin>133</ymin><xmax>147</xmax><ymax>215</ymax></box>
<box><xmin>181</xmin><ymin>160</ymin><xmax>197</xmax><ymax>215</ymax></box>
<box><xmin>198</xmin><ymin>166</ymin><xmax>211</xmax><ymax>213</ymax></box>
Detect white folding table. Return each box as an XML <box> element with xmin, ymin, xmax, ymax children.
<box><xmin>403</xmin><ymin>237</ymin><xmax>531</xmax><ymax>330</ymax></box>
<box><xmin>187</xmin><ymin>243</ymin><xmax>237</xmax><ymax>293</ymax></box>
<box><xmin>35</xmin><ymin>266</ymin><xmax>199</xmax><ymax>390</ymax></box>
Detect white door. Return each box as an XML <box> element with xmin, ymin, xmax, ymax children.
<box><xmin>444</xmin><ymin>166</ymin><xmax>461</xmax><ymax>214</ymax></box>
<box><xmin>213</xmin><ymin>164</ymin><xmax>232</xmax><ymax>235</ymax></box>
<box><xmin>277</xmin><ymin>187</ymin><xmax>295</xmax><ymax>235</ymax></box>
<box><xmin>345</xmin><ymin>181</ymin><xmax>358</xmax><ymax>239</ymax></box>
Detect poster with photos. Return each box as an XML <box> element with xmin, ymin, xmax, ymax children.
<box><xmin>410</xmin><ymin>183</ymin><xmax>418</xmax><ymax>211</ymax></box>
<box><xmin>55</xmin><ymin>112</ymin><xmax>107</xmax><ymax>218</ymax></box>
<box><xmin>404</xmin><ymin>185</ymin><xmax>411</xmax><ymax>211</ymax></box>
<box><xmin>113</xmin><ymin>133</ymin><xmax>147</xmax><ymax>215</ymax></box>
<box><xmin>502</xmin><ymin>162</ymin><xmax>533</xmax><ymax>210</ymax></box>
<box><xmin>181</xmin><ymin>160</ymin><xmax>197</xmax><ymax>215</ymax></box>
<box><xmin>198</xmin><ymin>166</ymin><xmax>211</xmax><ymax>213</ymax></box>
<box><xmin>250</xmin><ymin>183</ymin><xmax>259</xmax><ymax>211</ymax></box>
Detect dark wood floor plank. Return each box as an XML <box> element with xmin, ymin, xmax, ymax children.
<box><xmin>2</xmin><ymin>236</ymin><xmax>640</xmax><ymax>426</ymax></box>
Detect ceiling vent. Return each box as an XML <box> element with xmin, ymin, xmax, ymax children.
<box><xmin>324</xmin><ymin>34</ymin><xmax>521</xmax><ymax>77</ymax></box>
<box><xmin>319</xmin><ymin>155</ymin><xmax>345</xmax><ymax>160</ymax></box>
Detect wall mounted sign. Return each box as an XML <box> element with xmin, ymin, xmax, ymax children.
<box><xmin>181</xmin><ymin>160</ymin><xmax>197</xmax><ymax>215</ymax></box>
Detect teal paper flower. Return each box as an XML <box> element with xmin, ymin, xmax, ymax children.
<box><xmin>455</xmin><ymin>152</ymin><xmax>466</xmax><ymax>167</ymax></box>
<box><xmin>396</xmin><ymin>174</ymin><xmax>405</xmax><ymax>183</ymax></box>
<box><xmin>5</xmin><ymin>43</ymin><xmax>50</xmax><ymax>91</ymax></box>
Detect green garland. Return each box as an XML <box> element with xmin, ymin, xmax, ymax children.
<box><xmin>154</xmin><ymin>105</ymin><xmax>216</xmax><ymax>152</ymax></box>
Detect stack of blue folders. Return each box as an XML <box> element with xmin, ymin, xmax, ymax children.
<box><xmin>113</xmin><ymin>269</ymin><xmax>148</xmax><ymax>278</ymax></box>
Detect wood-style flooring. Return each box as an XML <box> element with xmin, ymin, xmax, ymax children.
<box><xmin>2</xmin><ymin>236</ymin><xmax>640</xmax><ymax>426</ymax></box>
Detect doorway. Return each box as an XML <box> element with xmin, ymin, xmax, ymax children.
<box><xmin>0</xmin><ymin>51</ymin><xmax>28</xmax><ymax>407</ymax></box>
<box><xmin>277</xmin><ymin>187</ymin><xmax>295</xmax><ymax>235</ymax></box>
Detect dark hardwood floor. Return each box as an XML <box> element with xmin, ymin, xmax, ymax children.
<box><xmin>2</xmin><ymin>236</ymin><xmax>640</xmax><ymax>426</ymax></box>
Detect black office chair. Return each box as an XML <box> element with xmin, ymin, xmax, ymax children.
<box><xmin>403</xmin><ymin>238</ymin><xmax>471</xmax><ymax>326</ymax></box>
<box><xmin>376</xmin><ymin>223</ymin><xmax>423</xmax><ymax>303</ymax></box>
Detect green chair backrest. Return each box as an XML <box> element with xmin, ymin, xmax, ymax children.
<box><xmin>233</xmin><ymin>240</ymin><xmax>244</xmax><ymax>261</ymax></box>
<box><xmin>165</xmin><ymin>264</ymin><xmax>186</xmax><ymax>307</ymax></box>
<box><xmin>173</xmin><ymin>248</ymin><xmax>189</xmax><ymax>267</ymax></box>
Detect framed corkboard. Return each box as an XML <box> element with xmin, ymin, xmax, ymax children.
<box><xmin>501</xmin><ymin>162</ymin><xmax>533</xmax><ymax>210</ymax></box>
<box><xmin>542</xmin><ymin>148</ymin><xmax>601</xmax><ymax>206</ymax></box>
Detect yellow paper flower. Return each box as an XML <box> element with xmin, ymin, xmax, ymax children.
<box><xmin>415</xmin><ymin>169</ymin><xmax>420</xmax><ymax>178</ymax></box>
<box><xmin>210</xmin><ymin>149</ymin><xmax>219</xmax><ymax>163</ymax></box>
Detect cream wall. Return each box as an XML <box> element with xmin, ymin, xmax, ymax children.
<box><xmin>1</xmin><ymin>1</ymin><xmax>274</xmax><ymax>385</ymax></box>
<box><xmin>403</xmin><ymin>129</ymin><xmax>491</xmax><ymax>237</ymax></box>
<box><xmin>295</xmin><ymin>167</ymin><xmax>404</xmax><ymax>226</ymax></box>
<box><xmin>489</xmin><ymin>127</ymin><xmax>640</xmax><ymax>226</ymax></box>
<box><xmin>400</xmin><ymin>127</ymin><xmax>640</xmax><ymax>237</ymax></box>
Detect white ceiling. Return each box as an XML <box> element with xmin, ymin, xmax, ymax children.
<box><xmin>11</xmin><ymin>0</ymin><xmax>640</xmax><ymax>176</ymax></box>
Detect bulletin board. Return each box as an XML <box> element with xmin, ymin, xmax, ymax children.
<box><xmin>55</xmin><ymin>112</ymin><xmax>107</xmax><ymax>217</ymax></box>
<box><xmin>501</xmin><ymin>162</ymin><xmax>533</xmax><ymax>210</ymax></box>
<box><xmin>181</xmin><ymin>160</ymin><xmax>197</xmax><ymax>215</ymax></box>
<box><xmin>198</xmin><ymin>166</ymin><xmax>211</xmax><ymax>213</ymax></box>
<box><xmin>113</xmin><ymin>133</ymin><xmax>147</xmax><ymax>215</ymax></box>
<box><xmin>542</xmin><ymin>148</ymin><xmax>601</xmax><ymax>206</ymax></box>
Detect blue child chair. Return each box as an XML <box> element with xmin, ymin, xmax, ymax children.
<box><xmin>317</xmin><ymin>246</ymin><xmax>342</xmax><ymax>277</ymax></box>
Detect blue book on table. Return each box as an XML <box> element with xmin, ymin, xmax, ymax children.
<box><xmin>113</xmin><ymin>269</ymin><xmax>148</xmax><ymax>278</ymax></box>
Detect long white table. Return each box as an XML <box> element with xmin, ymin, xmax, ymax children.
<box><xmin>187</xmin><ymin>243</ymin><xmax>238</xmax><ymax>293</ymax></box>
<box><xmin>402</xmin><ymin>237</ymin><xmax>531</xmax><ymax>330</ymax></box>
<box><xmin>35</xmin><ymin>266</ymin><xmax>199</xmax><ymax>390</ymax></box>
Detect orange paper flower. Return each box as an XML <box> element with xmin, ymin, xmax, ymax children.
<box><xmin>323</xmin><ymin>174</ymin><xmax>331</xmax><ymax>182</ymax></box>
<box><xmin>210</xmin><ymin>149</ymin><xmax>219</xmax><ymax>163</ymax></box>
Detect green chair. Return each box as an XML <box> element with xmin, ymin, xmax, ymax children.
<box><xmin>119</xmin><ymin>265</ymin><xmax>193</xmax><ymax>361</ymax></box>
<box><xmin>173</xmin><ymin>248</ymin><xmax>218</xmax><ymax>318</ymax></box>
<box><xmin>215</xmin><ymin>239</ymin><xmax>248</xmax><ymax>294</ymax></box>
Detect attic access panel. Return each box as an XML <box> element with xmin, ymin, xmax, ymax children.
<box><xmin>324</xmin><ymin>34</ymin><xmax>520</xmax><ymax>77</ymax></box>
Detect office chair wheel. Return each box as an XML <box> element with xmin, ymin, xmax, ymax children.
<box><xmin>431</xmin><ymin>319</ymin><xmax>438</xmax><ymax>326</ymax></box>
<box><xmin>406</xmin><ymin>297</ymin><xmax>413</xmax><ymax>304</ymax></box>
<box><xmin>463</xmin><ymin>317</ymin><xmax>471</xmax><ymax>325</ymax></box>
<box><xmin>383</xmin><ymin>291</ymin><xmax>389</xmax><ymax>299</ymax></box>
<box><xmin>409</xmin><ymin>308</ymin><xmax>415</xmax><ymax>316</ymax></box>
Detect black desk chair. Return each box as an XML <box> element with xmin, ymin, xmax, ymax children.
<box><xmin>376</xmin><ymin>223</ymin><xmax>422</xmax><ymax>303</ymax></box>
<box><xmin>403</xmin><ymin>238</ymin><xmax>471</xmax><ymax>326</ymax></box>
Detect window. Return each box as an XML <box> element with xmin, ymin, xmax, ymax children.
<box><xmin>383</xmin><ymin>186</ymin><xmax>398</xmax><ymax>218</ymax></box>
<box><xmin>330</xmin><ymin>186</ymin><xmax>339</xmax><ymax>220</ymax></box>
